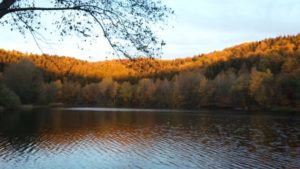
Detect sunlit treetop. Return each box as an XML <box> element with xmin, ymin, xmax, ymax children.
<box><xmin>0</xmin><ymin>0</ymin><xmax>173</xmax><ymax>58</ymax></box>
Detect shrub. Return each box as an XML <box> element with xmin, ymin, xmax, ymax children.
<box><xmin>0</xmin><ymin>84</ymin><xmax>21</xmax><ymax>109</ymax></box>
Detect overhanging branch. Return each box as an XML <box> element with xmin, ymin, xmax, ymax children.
<box><xmin>1</xmin><ymin>5</ymin><xmax>126</xmax><ymax>56</ymax></box>
<box><xmin>0</xmin><ymin>6</ymin><xmax>83</xmax><ymax>18</ymax></box>
<box><xmin>0</xmin><ymin>0</ymin><xmax>172</xmax><ymax>58</ymax></box>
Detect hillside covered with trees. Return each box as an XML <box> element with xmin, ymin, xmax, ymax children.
<box><xmin>0</xmin><ymin>34</ymin><xmax>300</xmax><ymax>110</ymax></box>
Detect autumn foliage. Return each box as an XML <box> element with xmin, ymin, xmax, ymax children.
<box><xmin>0</xmin><ymin>34</ymin><xmax>300</xmax><ymax>109</ymax></box>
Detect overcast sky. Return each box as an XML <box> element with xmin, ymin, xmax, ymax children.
<box><xmin>0</xmin><ymin>0</ymin><xmax>300</xmax><ymax>61</ymax></box>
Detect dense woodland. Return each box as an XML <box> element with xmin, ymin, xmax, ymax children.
<box><xmin>0</xmin><ymin>34</ymin><xmax>300</xmax><ymax>110</ymax></box>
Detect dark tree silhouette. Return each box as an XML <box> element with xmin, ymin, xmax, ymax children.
<box><xmin>0</xmin><ymin>0</ymin><xmax>172</xmax><ymax>58</ymax></box>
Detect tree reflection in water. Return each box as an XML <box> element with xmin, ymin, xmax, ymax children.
<box><xmin>0</xmin><ymin>108</ymin><xmax>299</xmax><ymax>169</ymax></box>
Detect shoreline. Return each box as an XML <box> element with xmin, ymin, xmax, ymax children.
<box><xmin>1</xmin><ymin>104</ymin><xmax>299</xmax><ymax>113</ymax></box>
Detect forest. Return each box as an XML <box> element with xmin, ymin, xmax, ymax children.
<box><xmin>0</xmin><ymin>34</ymin><xmax>300</xmax><ymax>110</ymax></box>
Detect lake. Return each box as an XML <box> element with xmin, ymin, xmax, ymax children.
<box><xmin>0</xmin><ymin>108</ymin><xmax>299</xmax><ymax>169</ymax></box>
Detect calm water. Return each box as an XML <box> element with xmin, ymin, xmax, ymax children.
<box><xmin>0</xmin><ymin>108</ymin><xmax>299</xmax><ymax>169</ymax></box>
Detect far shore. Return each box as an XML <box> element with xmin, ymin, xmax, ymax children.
<box><xmin>1</xmin><ymin>104</ymin><xmax>299</xmax><ymax>113</ymax></box>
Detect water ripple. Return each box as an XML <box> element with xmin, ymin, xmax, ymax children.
<box><xmin>0</xmin><ymin>109</ymin><xmax>299</xmax><ymax>169</ymax></box>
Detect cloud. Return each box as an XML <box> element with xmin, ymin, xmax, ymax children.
<box><xmin>160</xmin><ymin>0</ymin><xmax>300</xmax><ymax>59</ymax></box>
<box><xmin>1</xmin><ymin>0</ymin><xmax>300</xmax><ymax>61</ymax></box>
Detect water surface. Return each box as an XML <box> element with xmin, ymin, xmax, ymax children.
<box><xmin>0</xmin><ymin>108</ymin><xmax>299</xmax><ymax>169</ymax></box>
